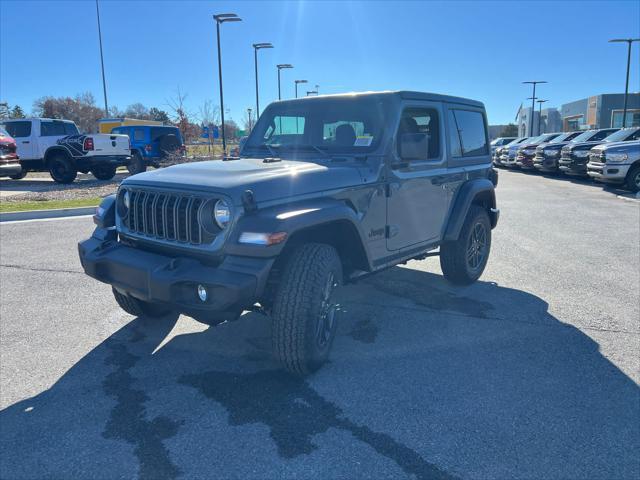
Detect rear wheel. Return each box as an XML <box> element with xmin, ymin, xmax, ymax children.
<box><xmin>440</xmin><ymin>205</ymin><xmax>492</xmax><ymax>285</ymax></box>
<box><xmin>112</xmin><ymin>288</ymin><xmax>173</xmax><ymax>318</ymax></box>
<box><xmin>271</xmin><ymin>243</ymin><xmax>343</xmax><ymax>375</ymax></box>
<box><xmin>91</xmin><ymin>164</ymin><xmax>117</xmax><ymax>181</ymax></box>
<box><xmin>48</xmin><ymin>154</ymin><xmax>77</xmax><ymax>184</ymax></box>
<box><xmin>625</xmin><ymin>164</ymin><xmax>640</xmax><ymax>193</ymax></box>
<box><xmin>127</xmin><ymin>151</ymin><xmax>147</xmax><ymax>175</ymax></box>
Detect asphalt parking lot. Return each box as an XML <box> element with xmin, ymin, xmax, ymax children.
<box><xmin>0</xmin><ymin>169</ymin><xmax>638</xmax><ymax>479</ymax></box>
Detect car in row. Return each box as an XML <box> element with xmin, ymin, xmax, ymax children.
<box><xmin>493</xmin><ymin>126</ymin><xmax>640</xmax><ymax>192</ymax></box>
<box><xmin>0</xmin><ymin>127</ymin><xmax>21</xmax><ymax>178</ymax></box>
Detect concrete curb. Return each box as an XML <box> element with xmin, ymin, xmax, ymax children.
<box><xmin>0</xmin><ymin>206</ymin><xmax>96</xmax><ymax>223</ymax></box>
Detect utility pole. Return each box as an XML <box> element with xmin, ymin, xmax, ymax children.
<box><xmin>523</xmin><ymin>81</ymin><xmax>547</xmax><ymax>136</ymax></box>
<box><xmin>95</xmin><ymin>0</ymin><xmax>108</xmax><ymax>117</ymax></box>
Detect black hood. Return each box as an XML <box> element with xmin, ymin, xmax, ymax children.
<box><xmin>123</xmin><ymin>157</ymin><xmax>366</xmax><ymax>205</ymax></box>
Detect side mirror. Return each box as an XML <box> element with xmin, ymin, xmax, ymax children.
<box><xmin>399</xmin><ymin>133</ymin><xmax>429</xmax><ymax>160</ymax></box>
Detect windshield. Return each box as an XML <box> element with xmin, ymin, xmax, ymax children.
<box><xmin>522</xmin><ymin>135</ymin><xmax>542</xmax><ymax>144</ymax></box>
<box><xmin>570</xmin><ymin>130</ymin><xmax>595</xmax><ymax>143</ymax></box>
<box><xmin>245</xmin><ymin>98</ymin><xmax>387</xmax><ymax>155</ymax></box>
<box><xmin>602</xmin><ymin>128</ymin><xmax>638</xmax><ymax>143</ymax></box>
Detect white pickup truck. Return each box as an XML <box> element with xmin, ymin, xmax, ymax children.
<box><xmin>1</xmin><ymin>118</ymin><xmax>131</xmax><ymax>183</ymax></box>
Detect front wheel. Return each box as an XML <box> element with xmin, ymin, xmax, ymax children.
<box><xmin>91</xmin><ymin>164</ymin><xmax>117</xmax><ymax>181</ymax></box>
<box><xmin>49</xmin><ymin>154</ymin><xmax>77</xmax><ymax>184</ymax></box>
<box><xmin>271</xmin><ymin>243</ymin><xmax>343</xmax><ymax>375</ymax></box>
<box><xmin>625</xmin><ymin>164</ymin><xmax>640</xmax><ymax>193</ymax></box>
<box><xmin>9</xmin><ymin>169</ymin><xmax>27</xmax><ymax>180</ymax></box>
<box><xmin>440</xmin><ymin>205</ymin><xmax>492</xmax><ymax>285</ymax></box>
<box><xmin>112</xmin><ymin>288</ymin><xmax>174</xmax><ymax>318</ymax></box>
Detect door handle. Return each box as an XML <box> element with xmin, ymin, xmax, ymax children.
<box><xmin>22</xmin><ymin>141</ymin><xmax>30</xmax><ymax>144</ymax></box>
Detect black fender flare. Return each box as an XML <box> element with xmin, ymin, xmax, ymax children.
<box><xmin>444</xmin><ymin>178</ymin><xmax>497</xmax><ymax>241</ymax></box>
<box><xmin>44</xmin><ymin>146</ymin><xmax>75</xmax><ymax>166</ymax></box>
<box><xmin>225</xmin><ymin>198</ymin><xmax>371</xmax><ymax>267</ymax></box>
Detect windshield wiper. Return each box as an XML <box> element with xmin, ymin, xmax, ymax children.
<box><xmin>280</xmin><ymin>143</ymin><xmax>330</xmax><ymax>159</ymax></box>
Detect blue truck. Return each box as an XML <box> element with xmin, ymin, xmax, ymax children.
<box><xmin>111</xmin><ymin>125</ymin><xmax>185</xmax><ymax>174</ymax></box>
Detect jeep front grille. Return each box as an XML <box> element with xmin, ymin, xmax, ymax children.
<box><xmin>121</xmin><ymin>189</ymin><xmax>214</xmax><ymax>245</ymax></box>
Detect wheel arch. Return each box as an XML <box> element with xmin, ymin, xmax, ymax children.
<box><xmin>44</xmin><ymin>146</ymin><xmax>74</xmax><ymax>167</ymax></box>
<box><xmin>444</xmin><ymin>178</ymin><xmax>497</xmax><ymax>241</ymax></box>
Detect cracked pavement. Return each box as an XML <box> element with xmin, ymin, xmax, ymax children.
<box><xmin>0</xmin><ymin>170</ymin><xmax>638</xmax><ymax>479</ymax></box>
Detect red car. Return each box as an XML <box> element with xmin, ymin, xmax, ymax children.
<box><xmin>0</xmin><ymin>127</ymin><xmax>22</xmax><ymax>178</ymax></box>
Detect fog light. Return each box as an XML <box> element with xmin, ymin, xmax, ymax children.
<box><xmin>197</xmin><ymin>284</ymin><xmax>208</xmax><ymax>302</ymax></box>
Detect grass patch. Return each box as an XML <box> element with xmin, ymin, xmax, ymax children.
<box><xmin>0</xmin><ymin>197</ymin><xmax>102</xmax><ymax>213</ymax></box>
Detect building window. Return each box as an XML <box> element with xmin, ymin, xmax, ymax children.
<box><xmin>564</xmin><ymin>115</ymin><xmax>584</xmax><ymax>132</ymax></box>
<box><xmin>611</xmin><ymin>110</ymin><xmax>640</xmax><ymax>128</ymax></box>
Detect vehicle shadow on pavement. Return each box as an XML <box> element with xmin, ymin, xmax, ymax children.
<box><xmin>1</xmin><ymin>267</ymin><xmax>638</xmax><ymax>479</ymax></box>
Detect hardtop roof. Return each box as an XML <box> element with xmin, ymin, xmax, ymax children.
<box><xmin>272</xmin><ymin>90</ymin><xmax>484</xmax><ymax>108</ymax></box>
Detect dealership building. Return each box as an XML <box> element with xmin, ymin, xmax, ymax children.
<box><xmin>516</xmin><ymin>92</ymin><xmax>640</xmax><ymax>136</ymax></box>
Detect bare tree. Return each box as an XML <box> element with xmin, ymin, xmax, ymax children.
<box><xmin>166</xmin><ymin>86</ymin><xmax>194</xmax><ymax>141</ymax></box>
<box><xmin>198</xmin><ymin>100</ymin><xmax>220</xmax><ymax>126</ymax></box>
<box><xmin>32</xmin><ymin>92</ymin><xmax>104</xmax><ymax>132</ymax></box>
<box><xmin>124</xmin><ymin>102</ymin><xmax>151</xmax><ymax>119</ymax></box>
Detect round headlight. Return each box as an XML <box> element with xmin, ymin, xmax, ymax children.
<box><xmin>213</xmin><ymin>199</ymin><xmax>231</xmax><ymax>229</ymax></box>
<box><xmin>117</xmin><ymin>189</ymin><xmax>130</xmax><ymax>217</ymax></box>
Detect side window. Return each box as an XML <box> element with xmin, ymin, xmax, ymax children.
<box><xmin>448</xmin><ymin>111</ymin><xmax>463</xmax><ymax>157</ymax></box>
<box><xmin>592</xmin><ymin>130</ymin><xmax>613</xmax><ymax>141</ymax></box>
<box><xmin>133</xmin><ymin>129</ymin><xmax>145</xmax><ymax>141</ymax></box>
<box><xmin>449</xmin><ymin>109</ymin><xmax>488</xmax><ymax>157</ymax></box>
<box><xmin>4</xmin><ymin>121</ymin><xmax>31</xmax><ymax>138</ymax></box>
<box><xmin>397</xmin><ymin>108</ymin><xmax>440</xmax><ymax>159</ymax></box>
<box><xmin>41</xmin><ymin>121</ymin><xmax>67</xmax><ymax>136</ymax></box>
<box><xmin>628</xmin><ymin>130</ymin><xmax>640</xmax><ymax>141</ymax></box>
<box><xmin>64</xmin><ymin>123</ymin><xmax>79</xmax><ymax>135</ymax></box>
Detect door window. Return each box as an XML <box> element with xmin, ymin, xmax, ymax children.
<box><xmin>41</xmin><ymin>121</ymin><xmax>68</xmax><ymax>136</ymax></box>
<box><xmin>4</xmin><ymin>121</ymin><xmax>31</xmax><ymax>138</ymax></box>
<box><xmin>448</xmin><ymin>109</ymin><xmax>488</xmax><ymax>157</ymax></box>
<box><xmin>133</xmin><ymin>129</ymin><xmax>145</xmax><ymax>141</ymax></box>
<box><xmin>396</xmin><ymin>108</ymin><xmax>440</xmax><ymax>160</ymax></box>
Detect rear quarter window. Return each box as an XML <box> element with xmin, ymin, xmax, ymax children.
<box><xmin>448</xmin><ymin>109</ymin><xmax>488</xmax><ymax>157</ymax></box>
<box><xmin>4</xmin><ymin>121</ymin><xmax>31</xmax><ymax>138</ymax></box>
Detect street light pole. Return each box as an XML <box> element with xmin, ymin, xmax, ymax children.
<box><xmin>523</xmin><ymin>81</ymin><xmax>547</xmax><ymax>136</ymax></box>
<box><xmin>247</xmin><ymin>108</ymin><xmax>253</xmax><ymax>132</ymax></box>
<box><xmin>294</xmin><ymin>79</ymin><xmax>308</xmax><ymax>99</ymax></box>
<box><xmin>536</xmin><ymin>99</ymin><xmax>548</xmax><ymax>134</ymax></box>
<box><xmin>252</xmin><ymin>43</ymin><xmax>273</xmax><ymax>119</ymax></box>
<box><xmin>609</xmin><ymin>38</ymin><xmax>640</xmax><ymax>127</ymax></box>
<box><xmin>95</xmin><ymin>0</ymin><xmax>109</xmax><ymax>117</ymax></box>
<box><xmin>276</xmin><ymin>64</ymin><xmax>293</xmax><ymax>100</ymax></box>
<box><xmin>213</xmin><ymin>13</ymin><xmax>242</xmax><ymax>156</ymax></box>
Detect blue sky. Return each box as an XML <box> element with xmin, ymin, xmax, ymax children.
<box><xmin>1</xmin><ymin>0</ymin><xmax>639</xmax><ymax>126</ymax></box>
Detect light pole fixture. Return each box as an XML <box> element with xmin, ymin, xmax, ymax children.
<box><xmin>536</xmin><ymin>99</ymin><xmax>548</xmax><ymax>134</ymax></box>
<box><xmin>214</xmin><ymin>13</ymin><xmax>242</xmax><ymax>156</ymax></box>
<box><xmin>95</xmin><ymin>0</ymin><xmax>108</xmax><ymax>116</ymax></box>
<box><xmin>252</xmin><ymin>43</ymin><xmax>273</xmax><ymax>119</ymax></box>
<box><xmin>276</xmin><ymin>64</ymin><xmax>293</xmax><ymax>100</ymax></box>
<box><xmin>294</xmin><ymin>79</ymin><xmax>308</xmax><ymax>99</ymax></box>
<box><xmin>523</xmin><ymin>81</ymin><xmax>547</xmax><ymax>136</ymax></box>
<box><xmin>609</xmin><ymin>38</ymin><xmax>640</xmax><ymax>127</ymax></box>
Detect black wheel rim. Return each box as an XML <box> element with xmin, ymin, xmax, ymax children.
<box><xmin>467</xmin><ymin>222</ymin><xmax>488</xmax><ymax>271</ymax></box>
<box><xmin>52</xmin><ymin>160</ymin><xmax>67</xmax><ymax>178</ymax></box>
<box><xmin>634</xmin><ymin>171</ymin><xmax>640</xmax><ymax>189</ymax></box>
<box><xmin>315</xmin><ymin>272</ymin><xmax>337</xmax><ymax>348</ymax></box>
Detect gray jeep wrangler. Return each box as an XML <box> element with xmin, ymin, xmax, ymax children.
<box><xmin>79</xmin><ymin>91</ymin><xmax>499</xmax><ymax>374</ymax></box>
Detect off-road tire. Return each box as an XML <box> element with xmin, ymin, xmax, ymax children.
<box><xmin>9</xmin><ymin>169</ymin><xmax>27</xmax><ymax>180</ymax></box>
<box><xmin>625</xmin><ymin>164</ymin><xmax>640</xmax><ymax>193</ymax></box>
<box><xmin>48</xmin><ymin>153</ymin><xmax>77</xmax><ymax>184</ymax></box>
<box><xmin>112</xmin><ymin>288</ymin><xmax>173</xmax><ymax>318</ymax></box>
<box><xmin>440</xmin><ymin>205</ymin><xmax>492</xmax><ymax>285</ymax></box>
<box><xmin>127</xmin><ymin>151</ymin><xmax>147</xmax><ymax>175</ymax></box>
<box><xmin>271</xmin><ymin>243</ymin><xmax>343</xmax><ymax>375</ymax></box>
<box><xmin>91</xmin><ymin>164</ymin><xmax>117</xmax><ymax>181</ymax></box>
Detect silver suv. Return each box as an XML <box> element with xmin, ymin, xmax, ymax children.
<box><xmin>587</xmin><ymin>139</ymin><xmax>640</xmax><ymax>192</ymax></box>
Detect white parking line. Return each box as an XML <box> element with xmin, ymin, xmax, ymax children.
<box><xmin>0</xmin><ymin>215</ymin><xmax>94</xmax><ymax>225</ymax></box>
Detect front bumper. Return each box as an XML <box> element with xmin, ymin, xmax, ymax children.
<box><xmin>78</xmin><ymin>235</ymin><xmax>273</xmax><ymax>321</ymax></box>
<box><xmin>0</xmin><ymin>161</ymin><xmax>22</xmax><ymax>177</ymax></box>
<box><xmin>515</xmin><ymin>153</ymin><xmax>535</xmax><ymax>169</ymax></box>
<box><xmin>533</xmin><ymin>153</ymin><xmax>560</xmax><ymax>172</ymax></box>
<box><xmin>586</xmin><ymin>161</ymin><xmax>630</xmax><ymax>183</ymax></box>
<box><xmin>559</xmin><ymin>154</ymin><xmax>589</xmax><ymax>175</ymax></box>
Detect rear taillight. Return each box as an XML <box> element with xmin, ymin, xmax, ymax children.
<box><xmin>144</xmin><ymin>144</ymin><xmax>152</xmax><ymax>152</ymax></box>
<box><xmin>83</xmin><ymin>137</ymin><xmax>94</xmax><ymax>151</ymax></box>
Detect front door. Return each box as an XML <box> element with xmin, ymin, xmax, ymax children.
<box><xmin>386</xmin><ymin>104</ymin><xmax>449</xmax><ymax>251</ymax></box>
